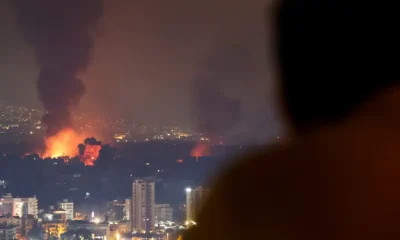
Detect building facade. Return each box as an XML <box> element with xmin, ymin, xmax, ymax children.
<box><xmin>132</xmin><ymin>178</ymin><xmax>155</xmax><ymax>233</ymax></box>
<box><xmin>21</xmin><ymin>215</ymin><xmax>36</xmax><ymax>236</ymax></box>
<box><xmin>0</xmin><ymin>225</ymin><xmax>17</xmax><ymax>240</ymax></box>
<box><xmin>57</xmin><ymin>199</ymin><xmax>74</xmax><ymax>220</ymax></box>
<box><xmin>0</xmin><ymin>216</ymin><xmax>21</xmax><ymax>239</ymax></box>
<box><xmin>124</xmin><ymin>199</ymin><xmax>131</xmax><ymax>221</ymax></box>
<box><xmin>12</xmin><ymin>199</ymin><xmax>24</xmax><ymax>218</ymax></box>
<box><xmin>69</xmin><ymin>221</ymin><xmax>110</xmax><ymax>239</ymax></box>
<box><xmin>154</xmin><ymin>204</ymin><xmax>173</xmax><ymax>223</ymax></box>
<box><xmin>186</xmin><ymin>186</ymin><xmax>210</xmax><ymax>224</ymax></box>
<box><xmin>23</xmin><ymin>198</ymin><xmax>38</xmax><ymax>219</ymax></box>
<box><xmin>107</xmin><ymin>200</ymin><xmax>125</xmax><ymax>222</ymax></box>
<box><xmin>42</xmin><ymin>222</ymin><xmax>67</xmax><ymax>239</ymax></box>
<box><xmin>0</xmin><ymin>194</ymin><xmax>38</xmax><ymax>219</ymax></box>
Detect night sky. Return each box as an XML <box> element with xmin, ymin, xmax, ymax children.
<box><xmin>0</xmin><ymin>0</ymin><xmax>280</xmax><ymax>142</ymax></box>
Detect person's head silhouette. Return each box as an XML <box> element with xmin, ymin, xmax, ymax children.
<box><xmin>275</xmin><ymin>0</ymin><xmax>400</xmax><ymax>134</ymax></box>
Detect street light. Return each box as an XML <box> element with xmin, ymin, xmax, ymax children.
<box><xmin>116</xmin><ymin>230</ymin><xmax>120</xmax><ymax>240</ymax></box>
<box><xmin>185</xmin><ymin>188</ymin><xmax>192</xmax><ymax>193</ymax></box>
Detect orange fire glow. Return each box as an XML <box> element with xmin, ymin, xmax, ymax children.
<box><xmin>43</xmin><ymin>128</ymin><xmax>82</xmax><ymax>159</ymax></box>
<box><xmin>81</xmin><ymin>144</ymin><xmax>101</xmax><ymax>166</ymax></box>
<box><xmin>190</xmin><ymin>142</ymin><xmax>211</xmax><ymax>160</ymax></box>
<box><xmin>42</xmin><ymin>128</ymin><xmax>101</xmax><ymax>165</ymax></box>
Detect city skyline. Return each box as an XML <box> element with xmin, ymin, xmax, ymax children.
<box><xmin>0</xmin><ymin>0</ymin><xmax>280</xmax><ymax>144</ymax></box>
<box><xmin>0</xmin><ymin>0</ymin><xmax>283</xmax><ymax>239</ymax></box>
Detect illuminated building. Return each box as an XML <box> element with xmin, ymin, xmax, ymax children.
<box><xmin>0</xmin><ymin>224</ymin><xmax>17</xmax><ymax>240</ymax></box>
<box><xmin>22</xmin><ymin>197</ymin><xmax>38</xmax><ymax>219</ymax></box>
<box><xmin>0</xmin><ymin>181</ymin><xmax>6</xmax><ymax>196</ymax></box>
<box><xmin>131</xmin><ymin>233</ymin><xmax>164</xmax><ymax>240</ymax></box>
<box><xmin>0</xmin><ymin>194</ymin><xmax>38</xmax><ymax>219</ymax></box>
<box><xmin>74</xmin><ymin>212</ymin><xmax>88</xmax><ymax>221</ymax></box>
<box><xmin>107</xmin><ymin>200</ymin><xmax>125</xmax><ymax>222</ymax></box>
<box><xmin>124</xmin><ymin>199</ymin><xmax>131</xmax><ymax>221</ymax></box>
<box><xmin>69</xmin><ymin>220</ymin><xmax>110</xmax><ymax>239</ymax></box>
<box><xmin>41</xmin><ymin>207</ymin><xmax>68</xmax><ymax>239</ymax></box>
<box><xmin>112</xmin><ymin>221</ymin><xmax>131</xmax><ymax>234</ymax></box>
<box><xmin>155</xmin><ymin>204</ymin><xmax>173</xmax><ymax>223</ymax></box>
<box><xmin>0</xmin><ymin>198</ymin><xmax>13</xmax><ymax>217</ymax></box>
<box><xmin>132</xmin><ymin>178</ymin><xmax>155</xmax><ymax>233</ymax></box>
<box><xmin>42</xmin><ymin>222</ymin><xmax>67</xmax><ymax>239</ymax></box>
<box><xmin>0</xmin><ymin>216</ymin><xmax>21</xmax><ymax>239</ymax></box>
<box><xmin>12</xmin><ymin>199</ymin><xmax>24</xmax><ymax>218</ymax></box>
<box><xmin>21</xmin><ymin>214</ymin><xmax>35</xmax><ymax>236</ymax></box>
<box><xmin>52</xmin><ymin>208</ymin><xmax>67</xmax><ymax>223</ymax></box>
<box><xmin>186</xmin><ymin>186</ymin><xmax>210</xmax><ymax>224</ymax></box>
<box><xmin>57</xmin><ymin>199</ymin><xmax>74</xmax><ymax>220</ymax></box>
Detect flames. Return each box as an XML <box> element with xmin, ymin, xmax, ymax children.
<box><xmin>42</xmin><ymin>128</ymin><xmax>101</xmax><ymax>165</ymax></box>
<box><xmin>80</xmin><ymin>144</ymin><xmax>101</xmax><ymax>166</ymax></box>
<box><xmin>190</xmin><ymin>142</ymin><xmax>211</xmax><ymax>160</ymax></box>
<box><xmin>43</xmin><ymin>128</ymin><xmax>82</xmax><ymax>159</ymax></box>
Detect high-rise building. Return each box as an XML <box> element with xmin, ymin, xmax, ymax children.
<box><xmin>186</xmin><ymin>186</ymin><xmax>210</xmax><ymax>224</ymax></box>
<box><xmin>132</xmin><ymin>178</ymin><xmax>155</xmax><ymax>233</ymax></box>
<box><xmin>0</xmin><ymin>194</ymin><xmax>13</xmax><ymax>217</ymax></box>
<box><xmin>155</xmin><ymin>204</ymin><xmax>173</xmax><ymax>223</ymax></box>
<box><xmin>124</xmin><ymin>199</ymin><xmax>131</xmax><ymax>221</ymax></box>
<box><xmin>0</xmin><ymin>181</ymin><xmax>6</xmax><ymax>196</ymax></box>
<box><xmin>12</xmin><ymin>199</ymin><xmax>24</xmax><ymax>218</ymax></box>
<box><xmin>21</xmin><ymin>197</ymin><xmax>38</xmax><ymax>219</ymax></box>
<box><xmin>57</xmin><ymin>199</ymin><xmax>74</xmax><ymax>220</ymax></box>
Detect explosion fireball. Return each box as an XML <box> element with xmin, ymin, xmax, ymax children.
<box><xmin>80</xmin><ymin>145</ymin><xmax>101</xmax><ymax>166</ymax></box>
<box><xmin>43</xmin><ymin>128</ymin><xmax>81</xmax><ymax>159</ymax></box>
<box><xmin>42</xmin><ymin>128</ymin><xmax>101</xmax><ymax>165</ymax></box>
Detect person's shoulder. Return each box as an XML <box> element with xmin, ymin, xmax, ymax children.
<box><xmin>216</xmin><ymin>141</ymin><xmax>297</xmax><ymax>185</ymax></box>
<box><xmin>183</xmin><ymin>141</ymin><xmax>300</xmax><ymax>239</ymax></box>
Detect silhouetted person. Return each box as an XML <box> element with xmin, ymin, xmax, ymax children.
<box><xmin>183</xmin><ymin>1</ymin><xmax>400</xmax><ymax>239</ymax></box>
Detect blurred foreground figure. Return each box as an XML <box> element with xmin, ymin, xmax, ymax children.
<box><xmin>184</xmin><ymin>1</ymin><xmax>400</xmax><ymax>239</ymax></box>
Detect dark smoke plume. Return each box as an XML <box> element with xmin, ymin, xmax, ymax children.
<box><xmin>192</xmin><ymin>76</ymin><xmax>241</xmax><ymax>139</ymax></box>
<box><xmin>15</xmin><ymin>0</ymin><xmax>103</xmax><ymax>136</ymax></box>
<box><xmin>192</xmin><ymin>43</ymin><xmax>249</xmax><ymax>140</ymax></box>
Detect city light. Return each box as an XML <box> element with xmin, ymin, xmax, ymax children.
<box><xmin>94</xmin><ymin>218</ymin><xmax>101</xmax><ymax>224</ymax></box>
<box><xmin>185</xmin><ymin>220</ymin><xmax>197</xmax><ymax>226</ymax></box>
<box><xmin>185</xmin><ymin>188</ymin><xmax>192</xmax><ymax>193</ymax></box>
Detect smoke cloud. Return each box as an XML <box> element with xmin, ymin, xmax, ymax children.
<box><xmin>192</xmin><ymin>43</ymin><xmax>250</xmax><ymax>140</ymax></box>
<box><xmin>15</xmin><ymin>0</ymin><xmax>103</xmax><ymax>136</ymax></box>
<box><xmin>192</xmin><ymin>76</ymin><xmax>241</xmax><ymax>139</ymax></box>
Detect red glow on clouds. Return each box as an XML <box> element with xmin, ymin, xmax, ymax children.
<box><xmin>190</xmin><ymin>142</ymin><xmax>211</xmax><ymax>159</ymax></box>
